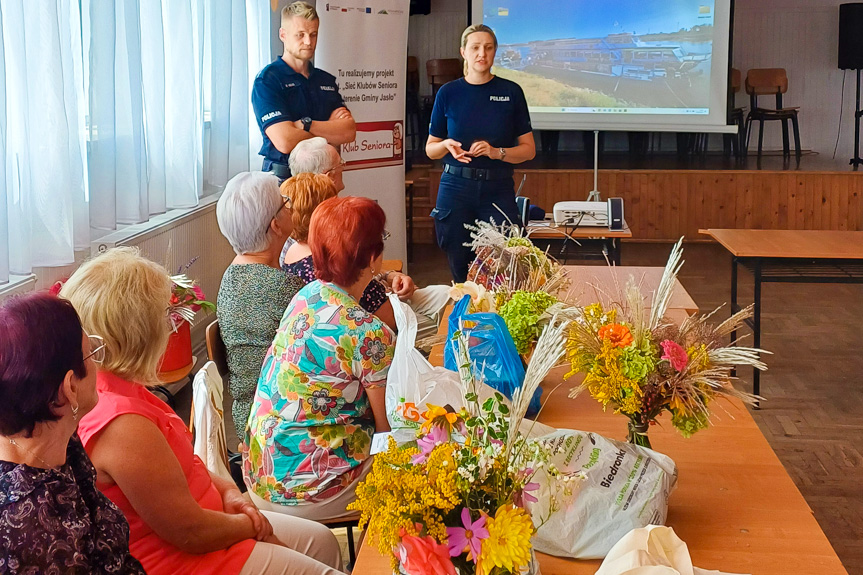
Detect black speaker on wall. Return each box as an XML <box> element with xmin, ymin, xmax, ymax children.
<box><xmin>409</xmin><ymin>0</ymin><xmax>431</xmax><ymax>15</ymax></box>
<box><xmin>839</xmin><ymin>3</ymin><xmax>863</xmax><ymax>69</ymax></box>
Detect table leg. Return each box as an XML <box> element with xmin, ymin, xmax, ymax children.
<box><xmin>753</xmin><ymin>258</ymin><xmax>762</xmax><ymax>406</ymax></box>
<box><xmin>407</xmin><ymin>183</ymin><xmax>414</xmax><ymax>264</ymax></box>
<box><xmin>610</xmin><ymin>238</ymin><xmax>621</xmax><ymax>266</ymax></box>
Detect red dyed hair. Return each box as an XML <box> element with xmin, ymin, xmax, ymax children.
<box><xmin>310</xmin><ymin>196</ymin><xmax>386</xmax><ymax>286</ymax></box>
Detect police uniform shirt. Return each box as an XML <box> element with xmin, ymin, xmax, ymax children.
<box><xmin>252</xmin><ymin>57</ymin><xmax>346</xmax><ymax>167</ymax></box>
<box><xmin>428</xmin><ymin>76</ymin><xmax>532</xmax><ymax>171</ymax></box>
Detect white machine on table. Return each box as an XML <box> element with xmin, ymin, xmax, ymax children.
<box><xmin>553</xmin><ymin>199</ymin><xmax>624</xmax><ymax>229</ymax></box>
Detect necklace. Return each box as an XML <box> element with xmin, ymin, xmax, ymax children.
<box><xmin>8</xmin><ymin>438</ymin><xmax>54</xmax><ymax>468</ymax></box>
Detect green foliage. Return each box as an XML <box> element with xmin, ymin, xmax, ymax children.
<box><xmin>619</xmin><ymin>338</ymin><xmax>657</xmax><ymax>381</ymax></box>
<box><xmin>671</xmin><ymin>410</ymin><xmax>710</xmax><ymax>438</ymax></box>
<box><xmin>499</xmin><ymin>290</ymin><xmax>558</xmax><ymax>354</ymax></box>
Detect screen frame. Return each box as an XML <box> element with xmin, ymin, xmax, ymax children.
<box><xmin>471</xmin><ymin>0</ymin><xmax>736</xmax><ymax>133</ymax></box>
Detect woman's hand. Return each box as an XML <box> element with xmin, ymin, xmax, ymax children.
<box><xmin>222</xmin><ymin>489</ymin><xmax>273</xmax><ymax>541</ymax></box>
<box><xmin>389</xmin><ymin>272</ymin><xmax>417</xmax><ymax>300</ymax></box>
<box><xmin>444</xmin><ymin>139</ymin><xmax>471</xmax><ymax>163</ymax></box>
<box><xmin>466</xmin><ymin>140</ymin><xmax>498</xmax><ymax>159</ymax></box>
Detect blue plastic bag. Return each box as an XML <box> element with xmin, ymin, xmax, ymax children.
<box><xmin>443</xmin><ymin>295</ymin><xmax>542</xmax><ymax>416</ymax></box>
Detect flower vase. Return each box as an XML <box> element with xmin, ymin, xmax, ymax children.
<box><xmin>159</xmin><ymin>320</ymin><xmax>193</xmax><ymax>375</ymax></box>
<box><xmin>397</xmin><ymin>549</ymin><xmax>540</xmax><ymax>575</ymax></box>
<box><xmin>627</xmin><ymin>420</ymin><xmax>652</xmax><ymax>450</ymax></box>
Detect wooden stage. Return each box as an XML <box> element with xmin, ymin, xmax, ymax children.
<box><xmin>406</xmin><ymin>153</ymin><xmax>863</xmax><ymax>245</ymax></box>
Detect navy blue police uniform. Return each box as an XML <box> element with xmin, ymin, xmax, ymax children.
<box><xmin>252</xmin><ymin>58</ymin><xmax>346</xmax><ymax>180</ymax></box>
<box><xmin>428</xmin><ymin>75</ymin><xmax>532</xmax><ymax>282</ymax></box>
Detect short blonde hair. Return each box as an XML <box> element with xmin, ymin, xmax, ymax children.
<box><xmin>60</xmin><ymin>247</ymin><xmax>172</xmax><ymax>387</ymax></box>
<box><xmin>282</xmin><ymin>1</ymin><xmax>317</xmax><ymax>27</ymax></box>
<box><xmin>460</xmin><ymin>24</ymin><xmax>498</xmax><ymax>75</ymax></box>
<box><xmin>281</xmin><ymin>173</ymin><xmax>337</xmax><ymax>243</ymax></box>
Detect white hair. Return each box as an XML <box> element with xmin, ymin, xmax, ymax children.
<box><xmin>216</xmin><ymin>172</ymin><xmax>282</xmax><ymax>255</ymax></box>
<box><xmin>289</xmin><ymin>137</ymin><xmax>338</xmax><ymax>175</ymax></box>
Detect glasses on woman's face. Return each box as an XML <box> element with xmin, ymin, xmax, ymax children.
<box><xmin>326</xmin><ymin>159</ymin><xmax>347</xmax><ymax>175</ymax></box>
<box><xmin>84</xmin><ymin>334</ymin><xmax>106</xmax><ymax>364</ymax></box>
<box><xmin>382</xmin><ymin>229</ymin><xmax>391</xmax><ymax>241</ymax></box>
<box><xmin>275</xmin><ymin>194</ymin><xmax>292</xmax><ymax>216</ymax></box>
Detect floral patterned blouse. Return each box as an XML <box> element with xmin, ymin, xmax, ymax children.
<box><xmin>0</xmin><ymin>435</ymin><xmax>145</xmax><ymax>574</ymax></box>
<box><xmin>244</xmin><ymin>280</ymin><xmax>394</xmax><ymax>506</ymax></box>
<box><xmin>281</xmin><ymin>241</ymin><xmax>387</xmax><ymax>313</ymax></box>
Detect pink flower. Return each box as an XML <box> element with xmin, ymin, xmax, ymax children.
<box><xmin>446</xmin><ymin>508</ymin><xmax>489</xmax><ymax>562</ymax></box>
<box><xmin>192</xmin><ymin>284</ymin><xmax>206</xmax><ymax>302</ymax></box>
<box><xmin>661</xmin><ymin>340</ymin><xmax>689</xmax><ymax>372</ymax></box>
<box><xmin>514</xmin><ymin>481</ymin><xmax>540</xmax><ymax>508</ymax></box>
<box><xmin>412</xmin><ymin>424</ymin><xmax>449</xmax><ymax>464</ymax></box>
<box><xmin>398</xmin><ymin>527</ymin><xmax>457</xmax><ymax>575</ymax></box>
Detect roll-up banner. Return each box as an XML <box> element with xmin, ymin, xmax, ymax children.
<box><xmin>315</xmin><ymin>0</ymin><xmax>409</xmax><ymax>267</ymax></box>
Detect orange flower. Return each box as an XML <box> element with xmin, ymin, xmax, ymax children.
<box><xmin>597</xmin><ymin>324</ymin><xmax>634</xmax><ymax>348</ymax></box>
<box><xmin>398</xmin><ymin>526</ymin><xmax>457</xmax><ymax>575</ymax></box>
<box><xmin>420</xmin><ymin>404</ymin><xmax>460</xmax><ymax>434</ymax></box>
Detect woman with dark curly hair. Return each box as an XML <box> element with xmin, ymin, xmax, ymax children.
<box><xmin>245</xmin><ymin>196</ymin><xmax>394</xmax><ymax>521</ymax></box>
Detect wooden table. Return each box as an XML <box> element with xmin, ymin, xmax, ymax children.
<box><xmin>701</xmin><ymin>229</ymin><xmax>863</xmax><ymax>398</ymax></box>
<box><xmin>354</xmin><ymin>265</ymin><xmax>848</xmax><ymax>575</ymax></box>
<box><xmin>527</xmin><ymin>219</ymin><xmax>632</xmax><ymax>265</ymax></box>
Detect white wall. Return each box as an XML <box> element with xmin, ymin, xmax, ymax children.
<box><xmin>407</xmin><ymin>0</ymin><xmax>857</xmax><ymax>158</ymax></box>
<box><xmin>734</xmin><ymin>0</ymin><xmax>853</xmax><ymax>158</ymax></box>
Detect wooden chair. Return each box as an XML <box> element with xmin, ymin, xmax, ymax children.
<box><xmin>406</xmin><ymin>56</ymin><xmax>422</xmax><ymax>155</ymax></box>
<box><xmin>205</xmin><ymin>320</ymin><xmax>228</xmax><ymax>378</ymax></box>
<box><xmin>426</xmin><ymin>58</ymin><xmax>461</xmax><ymax>98</ymax></box>
<box><xmin>728</xmin><ymin>68</ymin><xmax>747</xmax><ymax>159</ymax></box>
<box><xmin>745</xmin><ymin>68</ymin><xmax>801</xmax><ymax>163</ymax></box>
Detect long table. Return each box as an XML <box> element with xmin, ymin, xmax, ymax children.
<box><xmin>353</xmin><ymin>266</ymin><xmax>848</xmax><ymax>575</ymax></box>
<box><xmin>700</xmin><ymin>229</ymin><xmax>863</xmax><ymax>398</ymax></box>
<box><xmin>527</xmin><ymin>220</ymin><xmax>632</xmax><ymax>266</ymax></box>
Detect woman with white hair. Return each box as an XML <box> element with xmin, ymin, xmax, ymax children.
<box><xmin>216</xmin><ymin>172</ymin><xmax>305</xmax><ymax>441</ymax></box>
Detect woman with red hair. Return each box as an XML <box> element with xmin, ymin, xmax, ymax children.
<box><xmin>244</xmin><ymin>196</ymin><xmax>394</xmax><ymax>521</ymax></box>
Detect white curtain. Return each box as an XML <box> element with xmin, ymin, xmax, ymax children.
<box><xmin>0</xmin><ymin>0</ymin><xmax>268</xmax><ymax>282</ymax></box>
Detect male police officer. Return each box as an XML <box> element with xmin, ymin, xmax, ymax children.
<box><xmin>252</xmin><ymin>1</ymin><xmax>356</xmax><ymax>181</ymax></box>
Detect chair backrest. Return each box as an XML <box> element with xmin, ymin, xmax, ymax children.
<box><xmin>407</xmin><ymin>56</ymin><xmax>420</xmax><ymax>94</ymax></box>
<box><xmin>205</xmin><ymin>320</ymin><xmax>229</xmax><ymax>378</ymax></box>
<box><xmin>731</xmin><ymin>68</ymin><xmax>741</xmax><ymax>93</ymax></box>
<box><xmin>745</xmin><ymin>68</ymin><xmax>788</xmax><ymax>95</ymax></box>
<box><xmin>426</xmin><ymin>58</ymin><xmax>461</xmax><ymax>96</ymax></box>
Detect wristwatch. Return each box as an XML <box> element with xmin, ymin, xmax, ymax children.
<box><xmin>499</xmin><ymin>147</ymin><xmax>507</xmax><ymax>161</ymax></box>
<box><xmin>301</xmin><ymin>117</ymin><xmax>312</xmax><ymax>132</ymax></box>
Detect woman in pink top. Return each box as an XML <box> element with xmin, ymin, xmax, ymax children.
<box><xmin>63</xmin><ymin>247</ymin><xmax>344</xmax><ymax>575</ymax></box>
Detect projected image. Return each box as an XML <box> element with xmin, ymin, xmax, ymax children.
<box><xmin>485</xmin><ymin>0</ymin><xmax>715</xmax><ymax>114</ymax></box>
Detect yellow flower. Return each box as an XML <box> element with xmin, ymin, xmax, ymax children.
<box><xmin>477</xmin><ymin>505</ymin><xmax>534</xmax><ymax>575</ymax></box>
<box><xmin>420</xmin><ymin>404</ymin><xmax>460</xmax><ymax>435</ymax></box>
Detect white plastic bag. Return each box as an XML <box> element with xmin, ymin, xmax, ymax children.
<box><xmin>531</xmin><ymin>430</ymin><xmax>678</xmax><ymax>559</ymax></box>
<box><xmin>385</xmin><ymin>295</ymin><xmax>466</xmax><ymax>443</ymax></box>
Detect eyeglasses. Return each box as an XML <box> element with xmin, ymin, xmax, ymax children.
<box><xmin>276</xmin><ymin>194</ymin><xmax>292</xmax><ymax>215</ymax></box>
<box><xmin>84</xmin><ymin>334</ymin><xmax>106</xmax><ymax>364</ymax></box>
<box><xmin>382</xmin><ymin>229</ymin><xmax>391</xmax><ymax>241</ymax></box>
<box><xmin>326</xmin><ymin>159</ymin><xmax>347</xmax><ymax>175</ymax></box>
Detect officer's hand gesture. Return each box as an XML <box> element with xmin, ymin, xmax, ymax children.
<box><xmin>444</xmin><ymin>139</ymin><xmax>471</xmax><ymax>163</ymax></box>
<box><xmin>466</xmin><ymin>140</ymin><xmax>494</xmax><ymax>158</ymax></box>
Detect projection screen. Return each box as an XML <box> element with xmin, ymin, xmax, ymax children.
<box><xmin>472</xmin><ymin>0</ymin><xmax>734</xmax><ymax>133</ymax></box>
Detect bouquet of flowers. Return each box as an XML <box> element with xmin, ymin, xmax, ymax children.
<box><xmin>564</xmin><ymin>240</ymin><xmax>768</xmax><ymax>448</ymax></box>
<box><xmin>350</xmin><ymin>318</ymin><xmax>579</xmax><ymax>574</ymax></box>
<box><xmin>450</xmin><ymin>221</ymin><xmax>570</xmax><ymax>357</ymax></box>
<box><xmin>169</xmin><ymin>258</ymin><xmax>215</xmax><ymax>330</ymax></box>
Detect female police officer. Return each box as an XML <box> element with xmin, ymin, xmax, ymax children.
<box><xmin>426</xmin><ymin>24</ymin><xmax>536</xmax><ymax>282</ymax></box>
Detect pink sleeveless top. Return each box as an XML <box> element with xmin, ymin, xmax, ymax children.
<box><xmin>78</xmin><ymin>372</ymin><xmax>255</xmax><ymax>575</ymax></box>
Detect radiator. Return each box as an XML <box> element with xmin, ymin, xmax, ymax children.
<box><xmin>0</xmin><ymin>274</ymin><xmax>38</xmax><ymax>302</ymax></box>
<box><xmin>91</xmin><ymin>193</ymin><xmax>234</xmax><ymax>346</ymax></box>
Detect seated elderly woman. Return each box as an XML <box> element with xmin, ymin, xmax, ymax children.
<box><xmin>62</xmin><ymin>247</ymin><xmax>344</xmax><ymax>575</ymax></box>
<box><xmin>282</xmin><ymin>166</ymin><xmax>450</xmax><ymax>336</ymax></box>
<box><xmin>216</xmin><ymin>171</ymin><xmax>305</xmax><ymax>441</ymax></box>
<box><xmin>0</xmin><ymin>292</ymin><xmax>145</xmax><ymax>574</ymax></box>
<box><xmin>245</xmin><ymin>196</ymin><xmax>394</xmax><ymax>521</ymax></box>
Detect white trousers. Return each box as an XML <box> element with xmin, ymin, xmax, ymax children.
<box><xmin>238</xmin><ymin>511</ymin><xmax>345</xmax><ymax>575</ymax></box>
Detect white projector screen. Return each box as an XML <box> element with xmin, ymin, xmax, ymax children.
<box><xmin>471</xmin><ymin>0</ymin><xmax>734</xmax><ymax>133</ymax></box>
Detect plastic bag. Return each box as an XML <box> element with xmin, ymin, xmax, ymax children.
<box><xmin>385</xmin><ymin>295</ymin><xmax>472</xmax><ymax>443</ymax></box>
<box><xmin>443</xmin><ymin>295</ymin><xmax>542</xmax><ymax>415</ymax></box>
<box><xmin>531</xmin><ymin>429</ymin><xmax>678</xmax><ymax>559</ymax></box>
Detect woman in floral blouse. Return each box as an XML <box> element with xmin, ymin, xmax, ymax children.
<box><xmin>245</xmin><ymin>196</ymin><xmax>394</xmax><ymax>521</ymax></box>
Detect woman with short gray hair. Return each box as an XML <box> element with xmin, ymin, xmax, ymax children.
<box><xmin>216</xmin><ymin>172</ymin><xmax>305</xmax><ymax>441</ymax></box>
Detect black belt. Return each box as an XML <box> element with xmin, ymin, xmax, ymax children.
<box><xmin>268</xmin><ymin>162</ymin><xmax>291</xmax><ymax>180</ymax></box>
<box><xmin>443</xmin><ymin>163</ymin><xmax>513</xmax><ymax>181</ymax></box>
